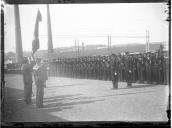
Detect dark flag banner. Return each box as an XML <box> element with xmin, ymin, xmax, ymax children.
<box><xmin>32</xmin><ymin>10</ymin><xmax>42</xmax><ymax>55</ymax></box>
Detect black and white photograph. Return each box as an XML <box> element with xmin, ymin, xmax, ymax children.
<box><xmin>2</xmin><ymin>0</ymin><xmax>170</xmax><ymax>124</ymax></box>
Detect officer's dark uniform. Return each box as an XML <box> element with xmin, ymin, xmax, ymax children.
<box><xmin>118</xmin><ymin>56</ymin><xmax>122</xmax><ymax>82</ymax></box>
<box><xmin>111</xmin><ymin>54</ymin><xmax>119</xmax><ymax>89</ymax></box>
<box><xmin>107</xmin><ymin>56</ymin><xmax>112</xmax><ymax>81</ymax></box>
<box><xmin>137</xmin><ymin>54</ymin><xmax>143</xmax><ymax>83</ymax></box>
<box><xmin>33</xmin><ymin>60</ymin><xmax>48</xmax><ymax>108</ymax></box>
<box><xmin>21</xmin><ymin>57</ymin><xmax>35</xmax><ymax>104</ymax></box>
<box><xmin>90</xmin><ymin>59</ymin><xmax>95</xmax><ymax>79</ymax></box>
<box><xmin>125</xmin><ymin>54</ymin><xmax>133</xmax><ymax>87</ymax></box>
<box><xmin>142</xmin><ymin>54</ymin><xmax>147</xmax><ymax>82</ymax></box>
<box><xmin>145</xmin><ymin>53</ymin><xmax>152</xmax><ymax>84</ymax></box>
<box><xmin>163</xmin><ymin>56</ymin><xmax>168</xmax><ymax>85</ymax></box>
<box><xmin>157</xmin><ymin>53</ymin><xmax>164</xmax><ymax>84</ymax></box>
<box><xmin>102</xmin><ymin>59</ymin><xmax>107</xmax><ymax>80</ymax></box>
<box><xmin>121</xmin><ymin>56</ymin><xmax>126</xmax><ymax>82</ymax></box>
<box><xmin>132</xmin><ymin>55</ymin><xmax>138</xmax><ymax>83</ymax></box>
<box><xmin>154</xmin><ymin>53</ymin><xmax>159</xmax><ymax>84</ymax></box>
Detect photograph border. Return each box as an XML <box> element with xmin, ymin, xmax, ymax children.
<box><xmin>1</xmin><ymin>0</ymin><xmax>171</xmax><ymax>127</ymax></box>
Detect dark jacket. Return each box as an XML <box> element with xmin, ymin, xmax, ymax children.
<box><xmin>34</xmin><ymin>64</ymin><xmax>48</xmax><ymax>86</ymax></box>
<box><xmin>22</xmin><ymin>63</ymin><xmax>33</xmax><ymax>85</ymax></box>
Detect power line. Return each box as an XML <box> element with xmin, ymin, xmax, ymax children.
<box><xmin>39</xmin><ymin>34</ymin><xmax>148</xmax><ymax>39</ymax></box>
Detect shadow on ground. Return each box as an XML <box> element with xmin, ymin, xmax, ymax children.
<box><xmin>117</xmin><ymin>83</ymin><xmax>166</xmax><ymax>90</ymax></box>
<box><xmin>96</xmin><ymin>90</ymin><xmax>154</xmax><ymax>99</ymax></box>
<box><xmin>46</xmin><ymin>84</ymin><xmax>78</xmax><ymax>88</ymax></box>
<box><xmin>32</xmin><ymin>94</ymin><xmax>104</xmax><ymax>112</ymax></box>
<box><xmin>3</xmin><ymin>87</ymin><xmax>104</xmax><ymax>122</ymax></box>
<box><xmin>3</xmin><ymin>87</ymin><xmax>67</xmax><ymax>122</ymax></box>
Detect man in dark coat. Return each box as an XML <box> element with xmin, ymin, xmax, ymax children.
<box><xmin>21</xmin><ymin>57</ymin><xmax>35</xmax><ymax>104</ymax></box>
<box><xmin>145</xmin><ymin>53</ymin><xmax>152</xmax><ymax>84</ymax></box>
<box><xmin>132</xmin><ymin>54</ymin><xmax>138</xmax><ymax>83</ymax></box>
<box><xmin>111</xmin><ymin>54</ymin><xmax>119</xmax><ymax>89</ymax></box>
<box><xmin>33</xmin><ymin>59</ymin><xmax>48</xmax><ymax>108</ymax></box>
<box><xmin>125</xmin><ymin>54</ymin><xmax>133</xmax><ymax>87</ymax></box>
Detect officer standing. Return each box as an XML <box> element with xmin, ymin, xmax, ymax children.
<box><xmin>33</xmin><ymin>59</ymin><xmax>48</xmax><ymax>108</ymax></box>
<box><xmin>107</xmin><ymin>56</ymin><xmax>111</xmax><ymax>81</ymax></box>
<box><xmin>132</xmin><ymin>54</ymin><xmax>138</xmax><ymax>83</ymax></box>
<box><xmin>111</xmin><ymin>54</ymin><xmax>119</xmax><ymax>89</ymax></box>
<box><xmin>145</xmin><ymin>53</ymin><xmax>152</xmax><ymax>84</ymax></box>
<box><xmin>125</xmin><ymin>53</ymin><xmax>133</xmax><ymax>87</ymax></box>
<box><xmin>21</xmin><ymin>57</ymin><xmax>35</xmax><ymax>104</ymax></box>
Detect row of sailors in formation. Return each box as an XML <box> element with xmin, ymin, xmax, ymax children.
<box><xmin>48</xmin><ymin>51</ymin><xmax>169</xmax><ymax>85</ymax></box>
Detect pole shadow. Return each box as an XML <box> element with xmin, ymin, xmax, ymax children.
<box><xmin>3</xmin><ymin>87</ymin><xmax>70</xmax><ymax>122</ymax></box>
<box><xmin>117</xmin><ymin>83</ymin><xmax>166</xmax><ymax>90</ymax></box>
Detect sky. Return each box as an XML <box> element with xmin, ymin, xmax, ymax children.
<box><xmin>4</xmin><ymin>3</ymin><xmax>169</xmax><ymax>53</ymax></box>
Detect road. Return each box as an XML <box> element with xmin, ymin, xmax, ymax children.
<box><xmin>3</xmin><ymin>74</ymin><xmax>169</xmax><ymax>122</ymax></box>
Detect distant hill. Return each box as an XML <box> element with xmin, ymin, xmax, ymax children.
<box><xmin>32</xmin><ymin>42</ymin><xmax>165</xmax><ymax>58</ymax></box>
<box><xmin>5</xmin><ymin>42</ymin><xmax>167</xmax><ymax>60</ymax></box>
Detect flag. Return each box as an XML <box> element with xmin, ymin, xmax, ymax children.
<box><xmin>32</xmin><ymin>10</ymin><xmax>42</xmax><ymax>55</ymax></box>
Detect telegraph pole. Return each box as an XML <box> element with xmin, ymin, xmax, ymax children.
<box><xmin>14</xmin><ymin>5</ymin><xmax>23</xmax><ymax>63</ymax></box>
<box><xmin>82</xmin><ymin>42</ymin><xmax>84</xmax><ymax>55</ymax></box>
<box><xmin>146</xmin><ymin>30</ymin><xmax>147</xmax><ymax>52</ymax></box>
<box><xmin>146</xmin><ymin>30</ymin><xmax>148</xmax><ymax>52</ymax></box>
<box><xmin>147</xmin><ymin>30</ymin><xmax>150</xmax><ymax>52</ymax></box>
<box><xmin>107</xmin><ymin>35</ymin><xmax>111</xmax><ymax>54</ymax></box>
<box><xmin>107</xmin><ymin>35</ymin><xmax>109</xmax><ymax>52</ymax></box>
<box><xmin>109</xmin><ymin>35</ymin><xmax>111</xmax><ymax>52</ymax></box>
<box><xmin>75</xmin><ymin>40</ymin><xmax>77</xmax><ymax>57</ymax></box>
<box><xmin>78</xmin><ymin>40</ymin><xmax>79</xmax><ymax>56</ymax></box>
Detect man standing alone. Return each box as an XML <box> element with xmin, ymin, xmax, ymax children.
<box><xmin>33</xmin><ymin>59</ymin><xmax>48</xmax><ymax>108</ymax></box>
<box><xmin>21</xmin><ymin>57</ymin><xmax>35</xmax><ymax>104</ymax></box>
<box><xmin>111</xmin><ymin>54</ymin><xmax>119</xmax><ymax>89</ymax></box>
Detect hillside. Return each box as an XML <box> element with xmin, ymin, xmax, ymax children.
<box><xmin>5</xmin><ymin>42</ymin><xmax>167</xmax><ymax>60</ymax></box>
<box><xmin>30</xmin><ymin>42</ymin><xmax>166</xmax><ymax>58</ymax></box>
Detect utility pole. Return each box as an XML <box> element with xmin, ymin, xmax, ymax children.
<box><xmin>107</xmin><ymin>35</ymin><xmax>109</xmax><ymax>52</ymax></box>
<box><xmin>75</xmin><ymin>40</ymin><xmax>77</xmax><ymax>57</ymax></box>
<box><xmin>109</xmin><ymin>35</ymin><xmax>111</xmax><ymax>52</ymax></box>
<box><xmin>75</xmin><ymin>40</ymin><xmax>76</xmax><ymax>54</ymax></box>
<box><xmin>107</xmin><ymin>35</ymin><xmax>111</xmax><ymax>54</ymax></box>
<box><xmin>14</xmin><ymin>5</ymin><xmax>23</xmax><ymax>63</ymax></box>
<box><xmin>78</xmin><ymin>40</ymin><xmax>79</xmax><ymax>56</ymax></box>
<box><xmin>147</xmin><ymin>30</ymin><xmax>150</xmax><ymax>52</ymax></box>
<box><xmin>146</xmin><ymin>30</ymin><xmax>147</xmax><ymax>52</ymax></box>
<box><xmin>146</xmin><ymin>30</ymin><xmax>148</xmax><ymax>52</ymax></box>
<box><xmin>82</xmin><ymin>42</ymin><xmax>84</xmax><ymax>55</ymax></box>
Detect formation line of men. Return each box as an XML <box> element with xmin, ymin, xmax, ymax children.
<box><xmin>48</xmin><ymin>50</ymin><xmax>168</xmax><ymax>89</ymax></box>
<box><xmin>20</xmin><ymin>47</ymin><xmax>169</xmax><ymax>107</ymax></box>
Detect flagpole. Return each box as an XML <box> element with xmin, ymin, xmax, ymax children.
<box><xmin>14</xmin><ymin>5</ymin><xmax>23</xmax><ymax>63</ymax></box>
<box><xmin>47</xmin><ymin>4</ymin><xmax>54</xmax><ymax>61</ymax></box>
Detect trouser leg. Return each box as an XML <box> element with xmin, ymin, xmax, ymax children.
<box><xmin>127</xmin><ymin>71</ymin><xmax>132</xmax><ymax>87</ymax></box>
<box><xmin>36</xmin><ymin>85</ymin><xmax>44</xmax><ymax>108</ymax></box>
<box><xmin>28</xmin><ymin>84</ymin><xmax>32</xmax><ymax>103</ymax></box>
<box><xmin>24</xmin><ymin>84</ymin><xmax>28</xmax><ymax>103</ymax></box>
<box><xmin>112</xmin><ymin>72</ymin><xmax>118</xmax><ymax>89</ymax></box>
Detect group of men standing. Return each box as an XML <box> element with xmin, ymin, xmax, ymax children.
<box><xmin>48</xmin><ymin>50</ymin><xmax>168</xmax><ymax>89</ymax></box>
<box><xmin>21</xmin><ymin>56</ymin><xmax>48</xmax><ymax>107</ymax></box>
<box><xmin>21</xmin><ymin>47</ymin><xmax>168</xmax><ymax>105</ymax></box>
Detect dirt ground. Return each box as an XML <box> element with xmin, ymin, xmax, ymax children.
<box><xmin>3</xmin><ymin>74</ymin><xmax>169</xmax><ymax>122</ymax></box>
